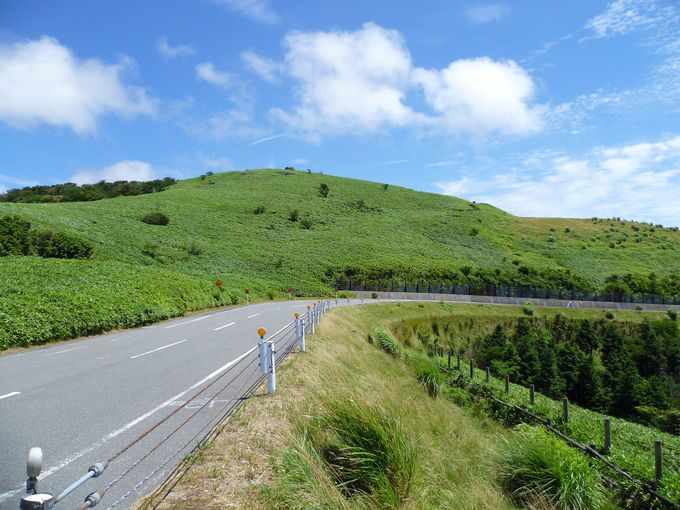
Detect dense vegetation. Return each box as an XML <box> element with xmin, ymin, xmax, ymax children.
<box><xmin>0</xmin><ymin>177</ymin><xmax>176</xmax><ymax>203</ymax></box>
<box><xmin>471</xmin><ymin>316</ymin><xmax>680</xmax><ymax>434</ymax></box>
<box><xmin>0</xmin><ymin>215</ymin><xmax>92</xmax><ymax>259</ymax></box>
<box><xmin>1</xmin><ymin>169</ymin><xmax>680</xmax><ymax>349</ymax></box>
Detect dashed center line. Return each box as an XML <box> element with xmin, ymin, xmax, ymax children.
<box><xmin>214</xmin><ymin>321</ymin><xmax>236</xmax><ymax>331</ymax></box>
<box><xmin>247</xmin><ymin>313</ymin><xmax>261</xmax><ymax>319</ymax></box>
<box><xmin>44</xmin><ymin>346</ymin><xmax>84</xmax><ymax>357</ymax></box>
<box><xmin>0</xmin><ymin>391</ymin><xmax>20</xmax><ymax>401</ymax></box>
<box><xmin>164</xmin><ymin>315</ymin><xmax>212</xmax><ymax>329</ymax></box>
<box><xmin>130</xmin><ymin>340</ymin><xmax>187</xmax><ymax>359</ymax></box>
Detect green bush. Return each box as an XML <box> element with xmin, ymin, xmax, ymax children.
<box><xmin>300</xmin><ymin>219</ymin><xmax>313</xmax><ymax>230</ymax></box>
<box><xmin>0</xmin><ymin>215</ymin><xmax>32</xmax><ymax>256</ymax></box>
<box><xmin>141</xmin><ymin>212</ymin><xmax>170</xmax><ymax>226</ymax></box>
<box><xmin>288</xmin><ymin>209</ymin><xmax>299</xmax><ymax>222</ymax></box>
<box><xmin>668</xmin><ymin>309</ymin><xmax>678</xmax><ymax>321</ymax></box>
<box><xmin>410</xmin><ymin>356</ymin><xmax>445</xmax><ymax>398</ymax></box>
<box><xmin>375</xmin><ymin>328</ymin><xmax>400</xmax><ymax>357</ymax></box>
<box><xmin>318</xmin><ymin>183</ymin><xmax>329</xmax><ymax>198</ymax></box>
<box><xmin>253</xmin><ymin>205</ymin><xmax>266</xmax><ymax>214</ymax></box>
<box><xmin>497</xmin><ymin>424</ymin><xmax>606</xmax><ymax>509</ymax></box>
<box><xmin>371</xmin><ymin>292</ymin><xmax>378</xmax><ymax>299</ymax></box>
<box><xmin>605</xmin><ymin>311</ymin><xmax>615</xmax><ymax>320</ymax></box>
<box><xmin>32</xmin><ymin>230</ymin><xmax>93</xmax><ymax>259</ymax></box>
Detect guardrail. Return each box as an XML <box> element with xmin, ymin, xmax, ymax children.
<box><xmin>16</xmin><ymin>300</ymin><xmax>337</xmax><ymax>510</ymax></box>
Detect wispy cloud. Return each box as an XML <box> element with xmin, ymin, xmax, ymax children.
<box><xmin>249</xmin><ymin>133</ymin><xmax>285</xmax><ymax>145</ymax></box>
<box><xmin>212</xmin><ymin>0</ymin><xmax>279</xmax><ymax>25</ymax></box>
<box><xmin>435</xmin><ymin>135</ymin><xmax>680</xmax><ymax>226</ymax></box>
<box><xmin>426</xmin><ymin>160</ymin><xmax>458</xmax><ymax>168</ymax></box>
<box><xmin>366</xmin><ymin>159</ymin><xmax>412</xmax><ymax>168</ymax></box>
<box><xmin>583</xmin><ymin>0</ymin><xmax>663</xmax><ymax>40</ymax></box>
<box><xmin>464</xmin><ymin>4</ymin><xmax>509</xmax><ymax>24</ymax></box>
<box><xmin>196</xmin><ymin>62</ymin><xmax>233</xmax><ymax>90</ymax></box>
<box><xmin>241</xmin><ymin>50</ymin><xmax>282</xmax><ymax>82</ymax></box>
<box><xmin>155</xmin><ymin>36</ymin><xmax>195</xmax><ymax>59</ymax></box>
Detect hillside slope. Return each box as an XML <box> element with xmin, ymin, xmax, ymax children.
<box><xmin>1</xmin><ymin>169</ymin><xmax>679</xmax><ymax>347</ymax></box>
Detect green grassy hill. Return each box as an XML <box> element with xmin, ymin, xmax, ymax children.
<box><xmin>1</xmin><ymin>169</ymin><xmax>679</xmax><ymax>348</ymax></box>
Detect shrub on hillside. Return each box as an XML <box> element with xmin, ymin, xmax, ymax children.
<box><xmin>668</xmin><ymin>309</ymin><xmax>678</xmax><ymax>321</ymax></box>
<box><xmin>318</xmin><ymin>183</ymin><xmax>329</xmax><ymax>198</ymax></box>
<box><xmin>253</xmin><ymin>205</ymin><xmax>266</xmax><ymax>214</ymax></box>
<box><xmin>497</xmin><ymin>424</ymin><xmax>606</xmax><ymax>509</ymax></box>
<box><xmin>0</xmin><ymin>215</ymin><xmax>92</xmax><ymax>259</ymax></box>
<box><xmin>288</xmin><ymin>210</ymin><xmax>299</xmax><ymax>222</ymax></box>
<box><xmin>300</xmin><ymin>219</ymin><xmax>313</xmax><ymax>230</ymax></box>
<box><xmin>141</xmin><ymin>212</ymin><xmax>170</xmax><ymax>226</ymax></box>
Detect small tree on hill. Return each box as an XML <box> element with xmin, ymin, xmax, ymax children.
<box><xmin>319</xmin><ymin>183</ymin><xmax>329</xmax><ymax>198</ymax></box>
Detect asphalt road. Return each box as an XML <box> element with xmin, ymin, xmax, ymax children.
<box><xmin>0</xmin><ymin>299</ymin><xmax>323</xmax><ymax>510</ymax></box>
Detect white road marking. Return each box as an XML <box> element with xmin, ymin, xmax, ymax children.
<box><xmin>291</xmin><ymin>304</ymin><xmax>307</xmax><ymax>308</ymax></box>
<box><xmin>130</xmin><ymin>340</ymin><xmax>187</xmax><ymax>359</ymax></box>
<box><xmin>0</xmin><ymin>391</ymin><xmax>20</xmax><ymax>400</ymax></box>
<box><xmin>247</xmin><ymin>313</ymin><xmax>261</xmax><ymax>319</ymax></box>
<box><xmin>109</xmin><ymin>335</ymin><xmax>131</xmax><ymax>342</ymax></box>
<box><xmin>164</xmin><ymin>315</ymin><xmax>212</xmax><ymax>329</ymax></box>
<box><xmin>214</xmin><ymin>321</ymin><xmax>236</xmax><ymax>331</ymax></box>
<box><xmin>44</xmin><ymin>346</ymin><xmax>84</xmax><ymax>357</ymax></box>
<box><xmin>0</xmin><ymin>346</ymin><xmax>258</xmax><ymax>504</ymax></box>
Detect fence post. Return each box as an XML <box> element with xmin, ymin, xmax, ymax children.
<box><xmin>267</xmin><ymin>341</ymin><xmax>276</xmax><ymax>393</ymax></box>
<box><xmin>469</xmin><ymin>359</ymin><xmax>475</xmax><ymax>379</ymax></box>
<box><xmin>447</xmin><ymin>350</ymin><xmax>452</xmax><ymax>369</ymax></box>
<box><xmin>530</xmin><ymin>384</ymin><xmax>535</xmax><ymax>405</ymax></box>
<box><xmin>563</xmin><ymin>397</ymin><xmax>570</xmax><ymax>423</ymax></box>
<box><xmin>604</xmin><ymin>418</ymin><xmax>611</xmax><ymax>454</ymax></box>
<box><xmin>486</xmin><ymin>366</ymin><xmax>490</xmax><ymax>383</ymax></box>
<box><xmin>296</xmin><ymin>314</ymin><xmax>305</xmax><ymax>353</ymax></box>
<box><xmin>505</xmin><ymin>374</ymin><xmax>510</xmax><ymax>395</ymax></box>
<box><xmin>655</xmin><ymin>441</ymin><xmax>663</xmax><ymax>487</ymax></box>
<box><xmin>457</xmin><ymin>354</ymin><xmax>461</xmax><ymax>371</ymax></box>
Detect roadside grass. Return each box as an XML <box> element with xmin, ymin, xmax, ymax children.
<box><xmin>2</xmin><ymin>169</ymin><xmax>680</xmax><ymax>349</ymax></box>
<box><xmin>139</xmin><ymin>303</ymin><xmax>518</xmax><ymax>510</ymax></box>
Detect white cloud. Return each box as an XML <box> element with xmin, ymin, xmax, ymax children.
<box><xmin>197</xmin><ymin>152</ymin><xmax>234</xmax><ymax>169</ymax></box>
<box><xmin>435</xmin><ymin>135</ymin><xmax>680</xmax><ymax>225</ymax></box>
<box><xmin>272</xmin><ymin>23</ymin><xmax>420</xmax><ymax>137</ymax></box>
<box><xmin>464</xmin><ymin>4</ymin><xmax>509</xmax><ymax>24</ymax></box>
<box><xmin>187</xmin><ymin>109</ymin><xmax>264</xmax><ymax>140</ymax></box>
<box><xmin>584</xmin><ymin>0</ymin><xmax>662</xmax><ymax>39</ymax></box>
<box><xmin>250</xmin><ymin>133</ymin><xmax>285</xmax><ymax>145</ymax></box>
<box><xmin>155</xmin><ymin>36</ymin><xmax>195</xmax><ymax>59</ymax></box>
<box><xmin>213</xmin><ymin>0</ymin><xmax>279</xmax><ymax>24</ymax></box>
<box><xmin>71</xmin><ymin>161</ymin><xmax>158</xmax><ymax>185</ymax></box>
<box><xmin>270</xmin><ymin>23</ymin><xmax>544</xmax><ymax>139</ymax></box>
<box><xmin>241</xmin><ymin>50</ymin><xmax>282</xmax><ymax>82</ymax></box>
<box><xmin>427</xmin><ymin>160</ymin><xmax>458</xmax><ymax>168</ymax></box>
<box><xmin>0</xmin><ymin>36</ymin><xmax>155</xmax><ymax>134</ymax></box>
<box><xmin>196</xmin><ymin>62</ymin><xmax>233</xmax><ymax>89</ymax></box>
<box><xmin>414</xmin><ymin>57</ymin><xmax>544</xmax><ymax>135</ymax></box>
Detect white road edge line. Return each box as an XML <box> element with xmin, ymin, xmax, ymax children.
<box><xmin>214</xmin><ymin>321</ymin><xmax>236</xmax><ymax>331</ymax></box>
<box><xmin>247</xmin><ymin>313</ymin><xmax>260</xmax><ymax>319</ymax></box>
<box><xmin>164</xmin><ymin>315</ymin><xmax>212</xmax><ymax>329</ymax></box>
<box><xmin>44</xmin><ymin>346</ymin><xmax>84</xmax><ymax>357</ymax></box>
<box><xmin>130</xmin><ymin>340</ymin><xmax>187</xmax><ymax>359</ymax></box>
<box><xmin>0</xmin><ymin>346</ymin><xmax>258</xmax><ymax>504</ymax></box>
<box><xmin>0</xmin><ymin>391</ymin><xmax>20</xmax><ymax>400</ymax></box>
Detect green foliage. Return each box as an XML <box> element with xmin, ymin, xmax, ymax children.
<box><xmin>318</xmin><ymin>183</ymin><xmax>330</xmax><ymax>198</ymax></box>
<box><xmin>278</xmin><ymin>399</ymin><xmax>417</xmax><ymax>508</ymax></box>
<box><xmin>375</xmin><ymin>328</ymin><xmax>401</xmax><ymax>357</ymax></box>
<box><xmin>497</xmin><ymin>424</ymin><xmax>606</xmax><ymax>509</ymax></box>
<box><xmin>0</xmin><ymin>177</ymin><xmax>176</xmax><ymax>203</ymax></box>
<box><xmin>288</xmin><ymin>209</ymin><xmax>299</xmax><ymax>222</ymax></box>
<box><xmin>141</xmin><ymin>212</ymin><xmax>169</xmax><ymax>226</ymax></box>
<box><xmin>253</xmin><ymin>205</ymin><xmax>266</xmax><ymax>214</ymax></box>
<box><xmin>0</xmin><ymin>215</ymin><xmax>92</xmax><ymax>259</ymax></box>
<box><xmin>669</xmin><ymin>309</ymin><xmax>678</xmax><ymax>321</ymax></box>
<box><xmin>410</xmin><ymin>356</ymin><xmax>445</xmax><ymax>398</ymax></box>
<box><xmin>300</xmin><ymin>218</ymin><xmax>313</xmax><ymax>230</ymax></box>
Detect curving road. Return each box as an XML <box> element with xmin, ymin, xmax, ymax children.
<box><xmin>0</xmin><ymin>299</ymin><xmax>324</xmax><ymax>510</ymax></box>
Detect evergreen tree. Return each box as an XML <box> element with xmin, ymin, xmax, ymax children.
<box><xmin>575</xmin><ymin>319</ymin><xmax>599</xmax><ymax>355</ymax></box>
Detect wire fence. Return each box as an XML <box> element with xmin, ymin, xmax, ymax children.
<box><xmin>434</xmin><ymin>347</ymin><xmax>680</xmax><ymax>509</ymax></box>
<box><xmin>18</xmin><ymin>300</ymin><xmax>338</xmax><ymax>510</ymax></box>
<box><xmin>336</xmin><ymin>279</ymin><xmax>680</xmax><ymax>306</ymax></box>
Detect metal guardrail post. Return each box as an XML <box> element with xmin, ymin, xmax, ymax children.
<box><xmin>267</xmin><ymin>341</ymin><xmax>276</xmax><ymax>394</ymax></box>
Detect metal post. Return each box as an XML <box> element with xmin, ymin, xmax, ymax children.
<box><xmin>311</xmin><ymin>311</ymin><xmax>315</xmax><ymax>335</ymax></box>
<box><xmin>655</xmin><ymin>441</ymin><xmax>663</xmax><ymax>486</ymax></box>
<box><xmin>267</xmin><ymin>341</ymin><xmax>276</xmax><ymax>393</ymax></box>
<box><xmin>563</xmin><ymin>397</ymin><xmax>569</xmax><ymax>423</ymax></box>
<box><xmin>604</xmin><ymin>418</ymin><xmax>611</xmax><ymax>454</ymax></box>
<box><xmin>505</xmin><ymin>374</ymin><xmax>510</xmax><ymax>394</ymax></box>
<box><xmin>530</xmin><ymin>384</ymin><xmax>535</xmax><ymax>405</ymax></box>
<box><xmin>298</xmin><ymin>318</ymin><xmax>305</xmax><ymax>352</ymax></box>
<box><xmin>486</xmin><ymin>366</ymin><xmax>490</xmax><ymax>383</ymax></box>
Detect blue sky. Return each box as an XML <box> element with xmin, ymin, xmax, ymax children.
<box><xmin>1</xmin><ymin>0</ymin><xmax>679</xmax><ymax>224</ymax></box>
